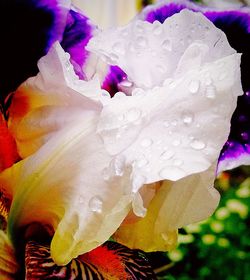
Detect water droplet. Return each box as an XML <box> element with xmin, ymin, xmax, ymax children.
<box><xmin>132</xmin><ymin>88</ymin><xmax>144</xmax><ymax>96</ymax></box>
<box><xmin>141</xmin><ymin>138</ymin><xmax>153</xmax><ymax>148</ymax></box>
<box><xmin>118</xmin><ymin>114</ymin><xmax>124</xmax><ymax>121</ymax></box>
<box><xmin>101</xmin><ymin>90</ymin><xmax>110</xmax><ymax>98</ymax></box>
<box><xmin>189</xmin><ymin>80</ymin><xmax>200</xmax><ymax>94</ymax></box>
<box><xmin>163</xmin><ymin>120</ymin><xmax>170</xmax><ymax>127</ymax></box>
<box><xmin>126</xmin><ymin>108</ymin><xmax>141</xmax><ymax>122</ymax></box>
<box><xmin>65</xmin><ymin>52</ymin><xmax>71</xmax><ymax>59</ymax></box>
<box><xmin>109</xmin><ymin>53</ymin><xmax>119</xmax><ymax>62</ymax></box>
<box><xmin>137</xmin><ymin>36</ymin><xmax>147</xmax><ymax>47</ymax></box>
<box><xmin>205</xmin><ymin>26</ymin><xmax>210</xmax><ymax>32</ymax></box>
<box><xmin>206</xmin><ymin>85</ymin><xmax>216</xmax><ymax>99</ymax></box>
<box><xmin>135</xmin><ymin>21</ymin><xmax>144</xmax><ymax>33</ymax></box>
<box><xmin>190</xmin><ymin>139</ymin><xmax>206</xmax><ymax>150</ymax></box>
<box><xmin>113</xmin><ymin>42</ymin><xmax>124</xmax><ymax>54</ymax></box>
<box><xmin>120</xmin><ymin>80</ymin><xmax>133</xmax><ymax>88</ymax></box>
<box><xmin>136</xmin><ymin>157</ymin><xmax>149</xmax><ymax>168</ymax></box>
<box><xmin>102</xmin><ymin>168</ymin><xmax>110</xmax><ymax>181</ymax></box>
<box><xmin>65</xmin><ymin>60</ymin><xmax>71</xmax><ymax>70</ymax></box>
<box><xmin>121</xmin><ymin>30</ymin><xmax>128</xmax><ymax>37</ymax></box>
<box><xmin>161</xmin><ymin>150</ymin><xmax>174</xmax><ymax>160</ymax></box>
<box><xmin>171</xmin><ymin>120</ymin><xmax>178</xmax><ymax>126</ymax></box>
<box><xmin>205</xmin><ymin>76</ymin><xmax>212</xmax><ymax>86</ymax></box>
<box><xmin>182</xmin><ymin>111</ymin><xmax>194</xmax><ymax>125</ymax></box>
<box><xmin>162</xmin><ymin>39</ymin><xmax>172</xmax><ymax>51</ymax></box>
<box><xmin>173</xmin><ymin>159</ymin><xmax>183</xmax><ymax>166</ymax></box>
<box><xmin>129</xmin><ymin>43</ymin><xmax>136</xmax><ymax>53</ymax></box>
<box><xmin>151</xmin><ymin>49</ymin><xmax>157</xmax><ymax>57</ymax></box>
<box><xmin>219</xmin><ymin>71</ymin><xmax>227</xmax><ymax>81</ymax></box>
<box><xmin>110</xmin><ymin>156</ymin><xmax>126</xmax><ymax>176</ymax></box>
<box><xmin>79</xmin><ymin>195</ymin><xmax>84</xmax><ymax>204</ymax></box>
<box><xmin>153</xmin><ymin>22</ymin><xmax>162</xmax><ymax>35</ymax></box>
<box><xmin>172</xmin><ymin>139</ymin><xmax>181</xmax><ymax>147</ymax></box>
<box><xmin>89</xmin><ymin>196</ymin><xmax>103</xmax><ymax>213</ymax></box>
<box><xmin>156</xmin><ymin>64</ymin><xmax>166</xmax><ymax>73</ymax></box>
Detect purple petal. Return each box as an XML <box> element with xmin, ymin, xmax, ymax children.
<box><xmin>140</xmin><ymin>0</ymin><xmax>250</xmax><ymax>170</ymax></box>
<box><xmin>102</xmin><ymin>66</ymin><xmax>127</xmax><ymax>97</ymax></box>
<box><xmin>218</xmin><ymin>90</ymin><xmax>250</xmax><ymax>172</ymax></box>
<box><xmin>0</xmin><ymin>0</ymin><xmax>69</xmax><ymax>101</ymax></box>
<box><xmin>61</xmin><ymin>8</ymin><xmax>95</xmax><ymax>79</ymax></box>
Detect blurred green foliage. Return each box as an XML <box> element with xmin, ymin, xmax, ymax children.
<box><xmin>148</xmin><ymin>167</ymin><xmax>250</xmax><ymax>280</ymax></box>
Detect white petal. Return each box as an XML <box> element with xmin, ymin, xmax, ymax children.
<box><xmin>98</xmin><ymin>52</ymin><xmax>242</xmax><ymax>188</ymax></box>
<box><xmin>4</xmin><ymin>116</ymin><xmax>133</xmax><ymax>265</ymax></box>
<box><xmin>87</xmin><ymin>9</ymin><xmax>235</xmax><ymax>89</ymax></box>
<box><xmin>9</xmin><ymin>42</ymin><xmax>103</xmax><ymax>158</ymax></box>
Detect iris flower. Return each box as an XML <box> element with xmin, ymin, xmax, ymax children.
<box><xmin>0</xmin><ymin>0</ymin><xmax>249</xmax><ymax>278</ymax></box>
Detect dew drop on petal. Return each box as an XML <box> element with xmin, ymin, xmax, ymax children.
<box><xmin>118</xmin><ymin>114</ymin><xmax>124</xmax><ymax>121</ymax></box>
<box><xmin>79</xmin><ymin>195</ymin><xmax>84</xmax><ymax>204</ymax></box>
<box><xmin>172</xmin><ymin>139</ymin><xmax>181</xmax><ymax>147</ymax></box>
<box><xmin>135</xmin><ymin>21</ymin><xmax>144</xmax><ymax>33</ymax></box>
<box><xmin>161</xmin><ymin>150</ymin><xmax>174</xmax><ymax>160</ymax></box>
<box><xmin>89</xmin><ymin>196</ymin><xmax>103</xmax><ymax>213</ymax></box>
<box><xmin>171</xmin><ymin>120</ymin><xmax>178</xmax><ymax>126</ymax></box>
<box><xmin>141</xmin><ymin>138</ymin><xmax>153</xmax><ymax>148</ymax></box>
<box><xmin>113</xmin><ymin>42</ymin><xmax>125</xmax><ymax>54</ymax></box>
<box><xmin>188</xmin><ymin>80</ymin><xmax>200</xmax><ymax>94</ymax></box>
<box><xmin>109</xmin><ymin>53</ymin><xmax>119</xmax><ymax>62</ymax></box>
<box><xmin>219</xmin><ymin>71</ymin><xmax>227</xmax><ymax>81</ymax></box>
<box><xmin>182</xmin><ymin>111</ymin><xmax>194</xmax><ymax>125</ymax></box>
<box><xmin>102</xmin><ymin>167</ymin><xmax>110</xmax><ymax>181</ymax></box>
<box><xmin>132</xmin><ymin>88</ymin><xmax>144</xmax><ymax>96</ymax></box>
<box><xmin>156</xmin><ymin>64</ymin><xmax>166</xmax><ymax>73</ymax></box>
<box><xmin>190</xmin><ymin>139</ymin><xmax>206</xmax><ymax>150</ymax></box>
<box><xmin>137</xmin><ymin>36</ymin><xmax>147</xmax><ymax>47</ymax></box>
<box><xmin>153</xmin><ymin>22</ymin><xmax>162</xmax><ymax>35</ymax></box>
<box><xmin>163</xmin><ymin>120</ymin><xmax>170</xmax><ymax>127</ymax></box>
<box><xmin>136</xmin><ymin>157</ymin><xmax>149</xmax><ymax>168</ymax></box>
<box><xmin>110</xmin><ymin>156</ymin><xmax>126</xmax><ymax>176</ymax></box>
<box><xmin>120</xmin><ymin>80</ymin><xmax>133</xmax><ymax>88</ymax></box>
<box><xmin>173</xmin><ymin>159</ymin><xmax>183</xmax><ymax>166</ymax></box>
<box><xmin>162</xmin><ymin>39</ymin><xmax>172</xmax><ymax>51</ymax></box>
<box><xmin>101</xmin><ymin>90</ymin><xmax>110</xmax><ymax>98</ymax></box>
<box><xmin>126</xmin><ymin>108</ymin><xmax>141</xmax><ymax>122</ymax></box>
<box><xmin>206</xmin><ymin>85</ymin><xmax>216</xmax><ymax>99</ymax></box>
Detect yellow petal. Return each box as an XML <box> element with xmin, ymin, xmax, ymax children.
<box><xmin>114</xmin><ymin>167</ymin><xmax>220</xmax><ymax>251</ymax></box>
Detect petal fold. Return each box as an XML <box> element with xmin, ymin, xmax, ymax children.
<box><xmin>137</xmin><ymin>0</ymin><xmax>250</xmax><ymax>171</ymax></box>
<box><xmin>8</xmin><ymin>42</ymin><xmax>102</xmax><ymax>158</ymax></box>
<box><xmin>115</xmin><ymin>167</ymin><xmax>219</xmax><ymax>251</ymax></box>
<box><xmin>88</xmin><ymin>9</ymin><xmax>235</xmax><ymax>90</ymax></box>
